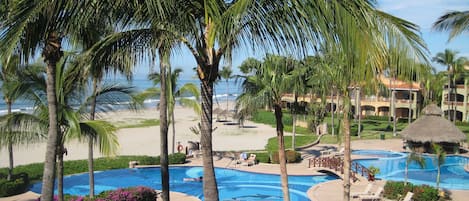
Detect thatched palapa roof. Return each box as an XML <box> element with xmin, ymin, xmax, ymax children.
<box><xmin>400</xmin><ymin>104</ymin><xmax>466</xmax><ymax>143</ymax></box>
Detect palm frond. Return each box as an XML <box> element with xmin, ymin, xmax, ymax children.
<box><xmin>0</xmin><ymin>112</ymin><xmax>46</xmax><ymax>147</ymax></box>
<box><xmin>79</xmin><ymin>120</ymin><xmax>119</xmax><ymax>156</ymax></box>
<box><xmin>433</xmin><ymin>10</ymin><xmax>469</xmax><ymax>41</ymax></box>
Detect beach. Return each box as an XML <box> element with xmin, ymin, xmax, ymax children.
<box><xmin>0</xmin><ymin>103</ymin><xmax>277</xmax><ymax>167</ymax></box>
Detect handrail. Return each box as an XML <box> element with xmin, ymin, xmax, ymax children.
<box><xmin>309</xmin><ymin>156</ymin><xmax>373</xmax><ymax>181</ymax></box>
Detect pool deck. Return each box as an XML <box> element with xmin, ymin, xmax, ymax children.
<box><xmin>3</xmin><ymin>139</ymin><xmax>469</xmax><ymax>201</ymax></box>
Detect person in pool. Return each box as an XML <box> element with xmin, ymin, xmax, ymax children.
<box><xmin>183</xmin><ymin>176</ymin><xmax>203</xmax><ymax>182</ymax></box>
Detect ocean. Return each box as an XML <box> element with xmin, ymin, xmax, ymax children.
<box><xmin>0</xmin><ymin>77</ymin><xmax>243</xmax><ymax>115</ymax></box>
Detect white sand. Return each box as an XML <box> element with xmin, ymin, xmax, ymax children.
<box><xmin>0</xmin><ymin>104</ymin><xmax>277</xmax><ymax>167</ymax></box>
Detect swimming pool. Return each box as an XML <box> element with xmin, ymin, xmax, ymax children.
<box><xmin>352</xmin><ymin>150</ymin><xmax>406</xmax><ymax>158</ymax></box>
<box><xmin>354</xmin><ymin>150</ymin><xmax>469</xmax><ymax>190</ymax></box>
<box><xmin>30</xmin><ymin>166</ymin><xmax>338</xmax><ymax>200</ymax></box>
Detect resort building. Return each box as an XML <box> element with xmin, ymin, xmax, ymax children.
<box><xmin>441</xmin><ymin>77</ymin><xmax>469</xmax><ymax>122</ymax></box>
<box><xmin>282</xmin><ymin>76</ymin><xmax>422</xmax><ymax>121</ymax></box>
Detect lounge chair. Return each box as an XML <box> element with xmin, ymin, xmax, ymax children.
<box><xmin>320</xmin><ymin>148</ymin><xmax>334</xmax><ymax>156</ymax></box>
<box><xmin>400</xmin><ymin>192</ymin><xmax>413</xmax><ymax>201</ymax></box>
<box><xmin>332</xmin><ymin>147</ymin><xmax>345</xmax><ymax>157</ymax></box>
<box><xmin>241</xmin><ymin>154</ymin><xmax>256</xmax><ymax>166</ymax></box>
<box><xmin>358</xmin><ymin>187</ymin><xmax>383</xmax><ymax>201</ymax></box>
<box><xmin>351</xmin><ymin>183</ymin><xmax>373</xmax><ymax>198</ymax></box>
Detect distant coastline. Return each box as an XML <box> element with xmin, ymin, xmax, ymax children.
<box><xmin>0</xmin><ymin>78</ymin><xmax>242</xmax><ymax>115</ymax></box>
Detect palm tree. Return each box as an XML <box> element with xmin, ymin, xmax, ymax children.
<box><xmin>73</xmin><ymin>15</ymin><xmax>136</xmax><ymax>198</ymax></box>
<box><xmin>434</xmin><ymin>10</ymin><xmax>469</xmax><ymax>41</ymax></box>
<box><xmin>219</xmin><ymin>66</ymin><xmax>233</xmax><ymax>116</ymax></box>
<box><xmin>146</xmin><ymin>68</ymin><xmax>201</xmax><ymax>154</ymax></box>
<box><xmin>0</xmin><ymin>1</ymin><xmax>111</xmax><ymax>199</ymax></box>
<box><xmin>432</xmin><ymin>143</ymin><xmax>446</xmax><ymax>189</ymax></box>
<box><xmin>237</xmin><ymin>54</ymin><xmax>296</xmax><ymax>200</ymax></box>
<box><xmin>432</xmin><ymin>49</ymin><xmax>466</xmax><ymax>121</ymax></box>
<box><xmin>24</xmin><ymin>55</ymin><xmax>123</xmax><ymax>201</ymax></box>
<box><xmin>284</xmin><ymin>58</ymin><xmax>305</xmax><ymax>150</ymax></box>
<box><xmin>86</xmin><ymin>1</ymin><xmax>429</xmax><ymax>200</ymax></box>
<box><xmin>322</xmin><ymin>9</ymin><xmax>429</xmax><ymax>199</ymax></box>
<box><xmin>0</xmin><ymin>56</ymin><xmax>44</xmax><ymax>181</ymax></box>
<box><xmin>404</xmin><ymin>151</ymin><xmax>426</xmax><ymax>185</ymax></box>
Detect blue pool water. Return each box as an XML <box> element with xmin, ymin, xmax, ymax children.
<box><xmin>354</xmin><ymin>150</ymin><xmax>469</xmax><ymax>190</ymax></box>
<box><xmin>352</xmin><ymin>150</ymin><xmax>406</xmax><ymax>158</ymax></box>
<box><xmin>30</xmin><ymin>166</ymin><xmax>338</xmax><ymax>200</ymax></box>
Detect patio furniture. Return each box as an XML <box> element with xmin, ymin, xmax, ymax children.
<box><xmin>351</xmin><ymin>183</ymin><xmax>373</xmax><ymax>198</ymax></box>
<box><xmin>400</xmin><ymin>192</ymin><xmax>414</xmax><ymax>201</ymax></box>
<box><xmin>358</xmin><ymin>187</ymin><xmax>383</xmax><ymax>201</ymax></box>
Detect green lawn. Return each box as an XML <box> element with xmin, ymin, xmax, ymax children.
<box><xmin>252</xmin><ymin>110</ymin><xmax>469</xmax><ymax>147</ymax></box>
<box><xmin>115</xmin><ymin>119</ymin><xmax>160</xmax><ymax>129</ymax></box>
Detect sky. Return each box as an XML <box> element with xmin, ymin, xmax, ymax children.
<box><xmin>131</xmin><ymin>0</ymin><xmax>469</xmax><ymax>79</ymax></box>
<box><xmin>377</xmin><ymin>0</ymin><xmax>469</xmax><ymax>71</ymax></box>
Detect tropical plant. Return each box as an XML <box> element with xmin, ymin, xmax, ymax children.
<box><xmin>432</xmin><ymin>143</ymin><xmax>446</xmax><ymax>189</ymax></box>
<box><xmin>432</xmin><ymin>49</ymin><xmax>467</xmax><ymax>122</ymax></box>
<box><xmin>219</xmin><ymin>66</ymin><xmax>233</xmax><ymax>115</ymax></box>
<box><xmin>0</xmin><ymin>55</ymin><xmax>43</xmax><ymax>181</ymax></box>
<box><xmin>434</xmin><ymin>10</ymin><xmax>469</xmax><ymax>41</ymax></box>
<box><xmin>145</xmin><ymin>68</ymin><xmax>201</xmax><ymax>154</ymax></box>
<box><xmin>320</xmin><ymin>9</ymin><xmax>429</xmax><ymax>200</ymax></box>
<box><xmin>404</xmin><ymin>151</ymin><xmax>426</xmax><ymax>185</ymax></box>
<box><xmin>82</xmin><ymin>1</ymin><xmax>430</xmax><ymax>200</ymax></box>
<box><xmin>237</xmin><ymin>54</ymin><xmax>299</xmax><ymax>200</ymax></box>
<box><xmin>0</xmin><ymin>1</ymin><xmax>114</xmax><ymax>199</ymax></box>
<box><xmin>23</xmin><ymin>55</ymin><xmax>127</xmax><ymax>200</ymax></box>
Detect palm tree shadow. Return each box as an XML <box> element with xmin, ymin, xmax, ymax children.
<box><xmin>238</xmin><ymin>125</ymin><xmax>257</xmax><ymax>128</ymax></box>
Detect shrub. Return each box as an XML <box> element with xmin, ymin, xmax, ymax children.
<box><xmin>153</xmin><ymin>153</ymin><xmax>187</xmax><ymax>165</ymax></box>
<box><xmin>365</xmin><ymin>115</ymin><xmax>388</xmax><ymax>121</ymax></box>
<box><xmin>270</xmin><ymin>150</ymin><xmax>301</xmax><ymax>164</ymax></box>
<box><xmin>168</xmin><ymin>153</ymin><xmax>186</xmax><ymax>164</ymax></box>
<box><xmin>0</xmin><ymin>173</ymin><xmax>29</xmax><ymax>197</ymax></box>
<box><xmin>350</xmin><ymin>124</ymin><xmax>363</xmax><ymax>136</ymax></box>
<box><xmin>270</xmin><ymin>152</ymin><xmax>280</xmax><ymax>164</ymax></box>
<box><xmin>383</xmin><ymin>181</ymin><xmax>412</xmax><ymax>200</ymax></box>
<box><xmin>413</xmin><ymin>185</ymin><xmax>439</xmax><ymax>201</ymax></box>
<box><xmin>384</xmin><ymin>181</ymin><xmax>441</xmax><ymax>201</ymax></box>
<box><xmin>285</xmin><ymin>150</ymin><xmax>301</xmax><ymax>163</ymax></box>
<box><xmin>455</xmin><ymin>121</ymin><xmax>469</xmax><ymax>127</ymax></box>
<box><xmin>96</xmin><ymin>186</ymin><xmax>156</xmax><ymax>201</ymax></box>
<box><xmin>252</xmin><ymin>152</ymin><xmax>270</xmax><ymax>163</ymax></box>
<box><xmin>327</xmin><ymin>124</ymin><xmax>340</xmax><ymax>135</ymax></box>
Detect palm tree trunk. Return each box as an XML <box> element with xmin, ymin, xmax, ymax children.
<box><xmin>41</xmin><ymin>32</ymin><xmax>62</xmax><ymax>201</ymax></box>
<box><xmin>447</xmin><ymin>74</ymin><xmax>451</xmax><ymax>120</ymax></box>
<box><xmin>171</xmin><ymin>109</ymin><xmax>176</xmax><ymax>154</ymax></box>
<box><xmin>389</xmin><ymin>77</ymin><xmax>392</xmax><ymax>124</ymax></box>
<box><xmin>437</xmin><ymin>167</ymin><xmax>441</xmax><ymax>189</ymax></box>
<box><xmin>453</xmin><ymin>78</ymin><xmax>457</xmax><ymax>122</ymax></box>
<box><xmin>342</xmin><ymin>95</ymin><xmax>351</xmax><ymax>201</ymax></box>
<box><xmin>392</xmin><ymin>90</ymin><xmax>397</xmax><ymax>136</ymax></box>
<box><xmin>88</xmin><ymin>78</ymin><xmax>99</xmax><ymax>198</ymax></box>
<box><xmin>226</xmin><ymin>80</ymin><xmax>229</xmax><ymax>117</ymax></box>
<box><xmin>159</xmin><ymin>51</ymin><xmax>170</xmax><ymax>201</ymax></box>
<box><xmin>292</xmin><ymin>93</ymin><xmax>298</xmax><ymax>150</ymax></box>
<box><xmin>331</xmin><ymin>88</ymin><xmax>335</xmax><ymax>136</ymax></box>
<box><xmin>7</xmin><ymin>102</ymin><xmax>13</xmax><ymax>181</ymax></box>
<box><xmin>57</xmin><ymin>142</ymin><xmax>64</xmax><ymax>201</ymax></box>
<box><xmin>274</xmin><ymin>104</ymin><xmax>290</xmax><ymax>201</ymax></box>
<box><xmin>408</xmin><ymin>88</ymin><xmax>412</xmax><ymax>124</ymax></box>
<box><xmin>357</xmin><ymin>88</ymin><xmax>361</xmax><ymax>138</ymax></box>
<box><xmin>405</xmin><ymin>164</ymin><xmax>408</xmax><ymax>185</ymax></box>
<box><xmin>200</xmin><ymin>80</ymin><xmax>219</xmax><ymax>201</ymax></box>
